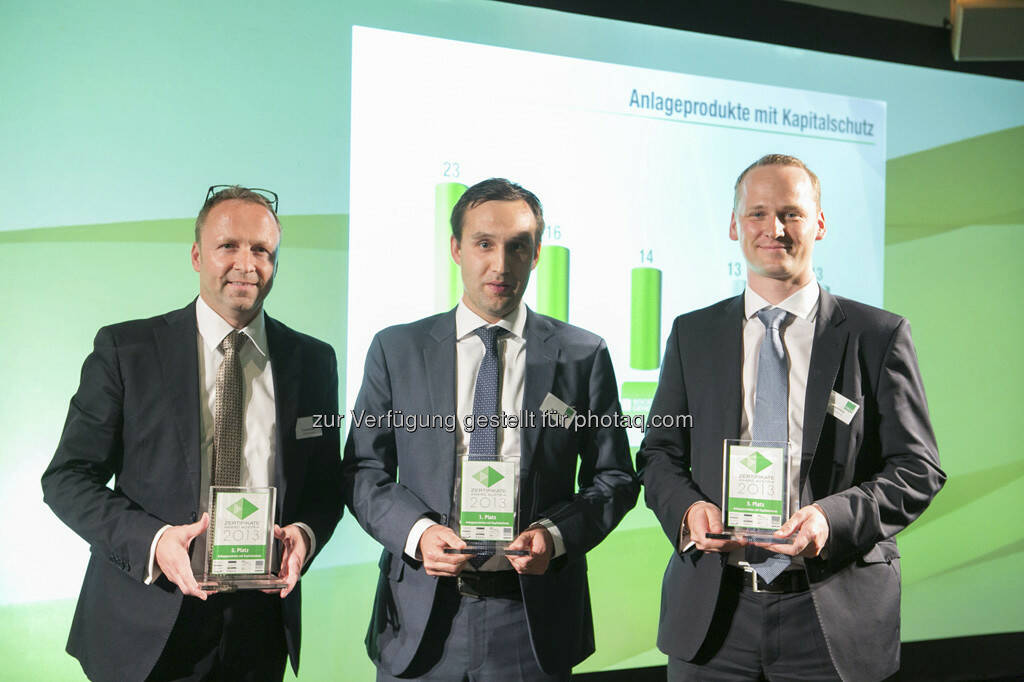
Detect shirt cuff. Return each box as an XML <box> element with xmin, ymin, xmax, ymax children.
<box><xmin>406</xmin><ymin>517</ymin><xmax>439</xmax><ymax>560</ymax></box>
<box><xmin>679</xmin><ymin>501</ymin><xmax>704</xmax><ymax>553</ymax></box>
<box><xmin>532</xmin><ymin>519</ymin><xmax>566</xmax><ymax>558</ymax></box>
<box><xmin>145</xmin><ymin>524</ymin><xmax>172</xmax><ymax>585</ymax></box>
<box><xmin>292</xmin><ymin>522</ymin><xmax>317</xmax><ymax>568</ymax></box>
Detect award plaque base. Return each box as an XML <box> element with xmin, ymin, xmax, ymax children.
<box><xmin>443</xmin><ymin>544</ymin><xmax>529</xmax><ymax>557</ymax></box>
<box><xmin>198</xmin><ymin>576</ymin><xmax>288</xmax><ymax>593</ymax></box>
<box><xmin>706</xmin><ymin>531</ymin><xmax>795</xmax><ymax>545</ymax></box>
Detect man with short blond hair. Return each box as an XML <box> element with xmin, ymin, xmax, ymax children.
<box><xmin>640</xmin><ymin>155</ymin><xmax>944</xmax><ymax>681</ymax></box>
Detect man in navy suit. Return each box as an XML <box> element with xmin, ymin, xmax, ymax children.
<box><xmin>344</xmin><ymin>178</ymin><xmax>638</xmax><ymax>680</ymax></box>
<box><xmin>42</xmin><ymin>186</ymin><xmax>343</xmax><ymax>681</ymax></box>
<box><xmin>639</xmin><ymin>155</ymin><xmax>945</xmax><ymax>681</ymax></box>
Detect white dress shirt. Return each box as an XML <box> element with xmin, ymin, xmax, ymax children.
<box><xmin>145</xmin><ymin>297</ymin><xmax>315</xmax><ymax>583</ymax></box>
<box><xmin>404</xmin><ymin>301</ymin><xmax>565</xmax><ymax>569</ymax></box>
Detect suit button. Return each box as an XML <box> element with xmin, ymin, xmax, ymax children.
<box><xmin>440</xmin><ymin>514</ymin><xmax>448</xmax><ymax>525</ymax></box>
<box><xmin>191</xmin><ymin>512</ymin><xmax>197</xmax><ymax>522</ymax></box>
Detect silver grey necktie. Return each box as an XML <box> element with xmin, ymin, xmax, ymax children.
<box><xmin>746</xmin><ymin>308</ymin><xmax>792</xmax><ymax>583</ymax></box>
<box><xmin>213</xmin><ymin>330</ymin><xmax>246</xmax><ymax>487</ymax></box>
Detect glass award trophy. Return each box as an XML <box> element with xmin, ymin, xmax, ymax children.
<box><xmin>196</xmin><ymin>486</ymin><xmax>287</xmax><ymax>592</ymax></box>
<box><xmin>443</xmin><ymin>457</ymin><xmax>529</xmax><ymax>557</ymax></box>
<box><xmin>706</xmin><ymin>439</ymin><xmax>795</xmax><ymax>544</ymax></box>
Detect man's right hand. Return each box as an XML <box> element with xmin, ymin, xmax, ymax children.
<box><xmin>155</xmin><ymin>513</ymin><xmax>209</xmax><ymax>600</ymax></box>
<box><xmin>687</xmin><ymin>502</ymin><xmax>745</xmax><ymax>553</ymax></box>
<box><xmin>418</xmin><ymin>524</ymin><xmax>471</xmax><ymax>577</ymax></box>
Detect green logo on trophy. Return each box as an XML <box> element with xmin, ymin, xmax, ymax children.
<box><xmin>473</xmin><ymin>466</ymin><xmax>505</xmax><ymax>488</ymax></box>
<box><xmin>227</xmin><ymin>497</ymin><xmax>259</xmax><ymax>520</ymax></box>
<box><xmin>740</xmin><ymin>451</ymin><xmax>774</xmax><ymax>474</ymax></box>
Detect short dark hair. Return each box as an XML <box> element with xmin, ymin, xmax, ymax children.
<box><xmin>449</xmin><ymin>178</ymin><xmax>544</xmax><ymax>243</ymax></box>
<box><xmin>195</xmin><ymin>186</ymin><xmax>280</xmax><ymax>242</ymax></box>
<box><xmin>734</xmin><ymin>154</ymin><xmax>821</xmax><ymax>209</ymax></box>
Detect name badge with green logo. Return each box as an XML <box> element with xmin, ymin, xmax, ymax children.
<box><xmin>197</xmin><ymin>486</ymin><xmax>287</xmax><ymax>592</ymax></box>
<box><xmin>708</xmin><ymin>440</ymin><xmax>794</xmax><ymax>544</ymax></box>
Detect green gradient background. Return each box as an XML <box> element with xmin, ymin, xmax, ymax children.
<box><xmin>2</xmin><ymin>0</ymin><xmax>1023</xmax><ymax>679</ymax></box>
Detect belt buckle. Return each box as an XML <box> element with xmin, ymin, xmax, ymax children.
<box><xmin>737</xmin><ymin>561</ymin><xmax>760</xmax><ymax>593</ymax></box>
<box><xmin>457</xmin><ymin>575</ymin><xmax>481</xmax><ymax>598</ymax></box>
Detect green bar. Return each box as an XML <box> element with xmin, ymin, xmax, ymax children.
<box><xmin>212</xmin><ymin>545</ymin><xmax>267</xmax><ymax>560</ymax></box>
<box><xmin>631</xmin><ymin>267</ymin><xmax>662</xmax><ymax>369</ymax></box>
<box><xmin>620</xmin><ymin>380</ymin><xmax>658</xmax><ymax>420</ymax></box>
<box><xmin>460</xmin><ymin>512</ymin><xmax>515</xmax><ymax>526</ymax></box>
<box><xmin>536</xmin><ymin>245</ymin><xmax>569</xmax><ymax>321</ymax></box>
<box><xmin>727</xmin><ymin>497</ymin><xmax>783</xmax><ymax>515</ymax></box>
<box><xmin>435</xmin><ymin>183</ymin><xmax>467</xmax><ymax>311</ymax></box>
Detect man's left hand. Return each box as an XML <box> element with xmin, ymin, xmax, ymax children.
<box><xmin>506</xmin><ymin>527</ymin><xmax>553</xmax><ymax>575</ymax></box>
<box><xmin>757</xmin><ymin>504</ymin><xmax>829</xmax><ymax>558</ymax></box>
<box><xmin>272</xmin><ymin>524</ymin><xmax>310</xmax><ymax>598</ymax></box>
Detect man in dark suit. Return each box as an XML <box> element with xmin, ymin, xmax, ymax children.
<box><xmin>639</xmin><ymin>155</ymin><xmax>945</xmax><ymax>681</ymax></box>
<box><xmin>343</xmin><ymin>178</ymin><xmax>639</xmax><ymax>680</ymax></box>
<box><xmin>42</xmin><ymin>186</ymin><xmax>343</xmax><ymax>681</ymax></box>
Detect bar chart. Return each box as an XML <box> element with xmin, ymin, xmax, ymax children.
<box><xmin>349</xmin><ymin>27</ymin><xmax>886</xmax><ymax>438</ymax></box>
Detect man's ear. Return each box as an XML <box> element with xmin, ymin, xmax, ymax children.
<box><xmin>729</xmin><ymin>212</ymin><xmax>739</xmax><ymax>241</ymax></box>
<box><xmin>450</xmin><ymin>235</ymin><xmax>462</xmax><ymax>265</ymax></box>
<box><xmin>191</xmin><ymin>242</ymin><xmax>201</xmax><ymax>272</ymax></box>
<box><xmin>816</xmin><ymin>211</ymin><xmax>826</xmax><ymax>241</ymax></box>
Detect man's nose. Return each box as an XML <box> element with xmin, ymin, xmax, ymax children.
<box><xmin>491</xmin><ymin>245</ymin><xmax>511</xmax><ymax>273</ymax></box>
<box><xmin>234</xmin><ymin>249</ymin><xmax>255</xmax><ymax>272</ymax></box>
<box><xmin>772</xmin><ymin>217</ymin><xmax>785</xmax><ymax>238</ymax></box>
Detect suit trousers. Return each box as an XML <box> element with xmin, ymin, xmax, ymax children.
<box><xmin>668</xmin><ymin>575</ymin><xmax>838</xmax><ymax>682</ymax></box>
<box><xmin>377</xmin><ymin>577</ymin><xmax>569</xmax><ymax>682</ymax></box>
<box><xmin>147</xmin><ymin>591</ymin><xmax>287</xmax><ymax>682</ymax></box>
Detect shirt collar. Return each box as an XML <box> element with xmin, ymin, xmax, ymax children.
<box><xmin>744</xmin><ymin>279</ymin><xmax>820</xmax><ymax>323</ymax></box>
<box><xmin>455</xmin><ymin>300</ymin><xmax>527</xmax><ymax>341</ymax></box>
<box><xmin>195</xmin><ymin>296</ymin><xmax>269</xmax><ymax>357</ymax></box>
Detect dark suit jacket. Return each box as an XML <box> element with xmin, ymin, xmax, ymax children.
<box><xmin>638</xmin><ymin>290</ymin><xmax>945</xmax><ymax>682</ymax></box>
<box><xmin>342</xmin><ymin>308</ymin><xmax>639</xmax><ymax>676</ymax></box>
<box><xmin>41</xmin><ymin>301</ymin><xmax>344</xmax><ymax>682</ymax></box>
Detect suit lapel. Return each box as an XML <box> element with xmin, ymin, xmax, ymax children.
<box><xmin>424</xmin><ymin>311</ymin><xmax>457</xmax><ymax>515</ymax></box>
<box><xmin>267</xmin><ymin>314</ymin><xmax>302</xmax><ymax>520</ymax></box>
<box><xmin>155</xmin><ymin>301</ymin><xmax>202</xmax><ymax>512</ymax></box>
<box><xmin>521</xmin><ymin>310</ymin><xmax>559</xmax><ymax>477</ymax></box>
<box><xmin>801</xmin><ymin>289</ymin><xmax>848</xmax><ymax>491</ymax></box>
<box><xmin>712</xmin><ymin>296</ymin><xmax>745</xmax><ymax>446</ymax></box>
